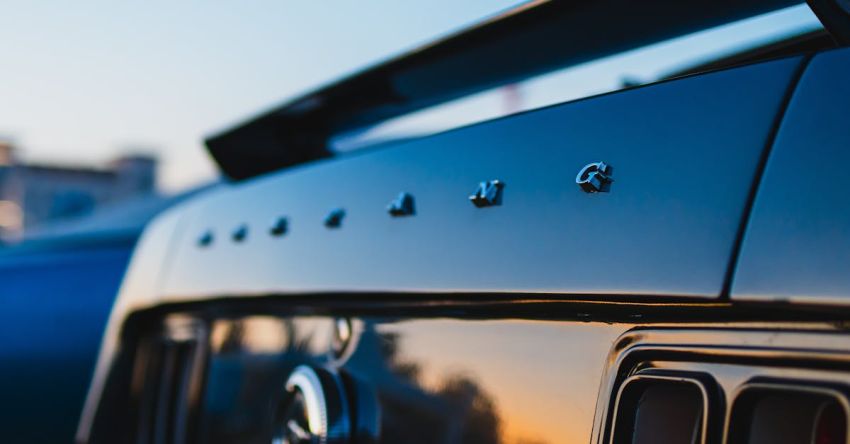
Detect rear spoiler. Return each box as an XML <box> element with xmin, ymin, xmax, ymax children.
<box><xmin>206</xmin><ymin>0</ymin><xmax>800</xmax><ymax>181</ymax></box>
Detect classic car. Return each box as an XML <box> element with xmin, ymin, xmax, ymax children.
<box><xmin>75</xmin><ymin>0</ymin><xmax>850</xmax><ymax>443</ymax></box>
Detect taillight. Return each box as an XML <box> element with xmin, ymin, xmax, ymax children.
<box><xmin>815</xmin><ymin>400</ymin><xmax>846</xmax><ymax>444</ymax></box>
<box><xmin>610</xmin><ymin>373</ymin><xmax>717</xmax><ymax>444</ymax></box>
<box><xmin>728</xmin><ymin>384</ymin><xmax>849</xmax><ymax>444</ymax></box>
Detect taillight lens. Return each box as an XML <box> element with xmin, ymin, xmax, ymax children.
<box><xmin>729</xmin><ymin>386</ymin><xmax>848</xmax><ymax>444</ymax></box>
<box><xmin>815</xmin><ymin>401</ymin><xmax>847</xmax><ymax>444</ymax></box>
<box><xmin>611</xmin><ymin>376</ymin><xmax>710</xmax><ymax>444</ymax></box>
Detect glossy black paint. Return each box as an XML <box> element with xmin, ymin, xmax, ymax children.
<box><xmin>732</xmin><ymin>47</ymin><xmax>850</xmax><ymax>304</ymax></box>
<box><xmin>87</xmin><ymin>304</ymin><xmax>850</xmax><ymax>444</ymax></box>
<box><xmin>110</xmin><ymin>314</ymin><xmax>627</xmax><ymax>444</ymax></box>
<box><xmin>167</xmin><ymin>57</ymin><xmax>804</xmax><ymax>299</ymax></box>
<box><xmin>77</xmin><ymin>35</ymin><xmax>850</xmax><ymax>444</ymax></box>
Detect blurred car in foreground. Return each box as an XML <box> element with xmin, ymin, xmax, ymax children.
<box><xmin>0</xmin><ymin>187</ymin><xmax>209</xmax><ymax>442</ymax></box>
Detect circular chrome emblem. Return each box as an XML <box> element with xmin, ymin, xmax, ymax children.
<box><xmin>274</xmin><ymin>365</ymin><xmax>350</xmax><ymax>444</ymax></box>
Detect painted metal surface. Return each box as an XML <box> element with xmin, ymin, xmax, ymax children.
<box><xmin>0</xmin><ymin>245</ymin><xmax>132</xmax><ymax>443</ymax></box>
<box><xmin>159</xmin><ymin>57</ymin><xmax>803</xmax><ymax>301</ymax></box>
<box><xmin>88</xmin><ymin>311</ymin><xmax>850</xmax><ymax>444</ymax></box>
<box><xmin>76</xmin><ymin>209</ymin><xmax>186</xmax><ymax>442</ymax></box>
<box><xmin>77</xmin><ymin>58</ymin><xmax>812</xmax><ymax>440</ymax></box>
<box><xmin>81</xmin><ymin>52</ymin><xmax>850</xmax><ymax>443</ymax></box>
<box><xmin>732</xmin><ymin>47</ymin><xmax>850</xmax><ymax>304</ymax></box>
<box><xmin>142</xmin><ymin>315</ymin><xmax>629</xmax><ymax>444</ymax></box>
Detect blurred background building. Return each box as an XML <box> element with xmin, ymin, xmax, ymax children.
<box><xmin>0</xmin><ymin>139</ymin><xmax>157</xmax><ymax>240</ymax></box>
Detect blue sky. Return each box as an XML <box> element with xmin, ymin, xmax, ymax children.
<box><xmin>0</xmin><ymin>2</ymin><xmax>821</xmax><ymax>191</ymax></box>
<box><xmin>1</xmin><ymin>1</ymin><xmax>521</xmax><ymax>190</ymax></box>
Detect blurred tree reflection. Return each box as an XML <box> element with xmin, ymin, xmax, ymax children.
<box><xmin>438</xmin><ymin>373</ymin><xmax>502</xmax><ymax>443</ymax></box>
<box><xmin>379</xmin><ymin>330</ymin><xmax>422</xmax><ymax>383</ymax></box>
<box><xmin>376</xmin><ymin>328</ymin><xmax>505</xmax><ymax>443</ymax></box>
